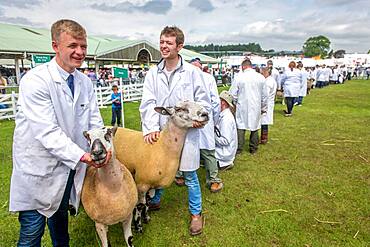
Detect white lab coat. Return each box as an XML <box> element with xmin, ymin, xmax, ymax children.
<box><xmin>299</xmin><ymin>69</ymin><xmax>308</xmax><ymax>97</ymax></box>
<box><xmin>9</xmin><ymin>58</ymin><xmax>103</xmax><ymax>217</ymax></box>
<box><xmin>280</xmin><ymin>68</ymin><xmax>302</xmax><ymax>97</ymax></box>
<box><xmin>139</xmin><ymin>56</ymin><xmax>210</xmax><ymax>171</ymax></box>
<box><xmin>215</xmin><ymin>108</ymin><xmax>237</xmax><ymax>167</ymax></box>
<box><xmin>199</xmin><ymin>71</ymin><xmax>220</xmax><ymax>150</ymax></box>
<box><xmin>261</xmin><ymin>76</ymin><xmax>277</xmax><ymax>125</ymax></box>
<box><xmin>229</xmin><ymin>68</ymin><xmax>267</xmax><ymax>131</ymax></box>
<box><xmin>271</xmin><ymin>67</ymin><xmax>281</xmax><ymax>90</ymax></box>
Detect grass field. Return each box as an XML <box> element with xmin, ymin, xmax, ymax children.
<box><xmin>0</xmin><ymin>80</ymin><xmax>369</xmax><ymax>246</ymax></box>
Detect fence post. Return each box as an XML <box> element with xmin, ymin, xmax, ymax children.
<box><xmin>11</xmin><ymin>91</ymin><xmax>16</xmax><ymax>118</ymax></box>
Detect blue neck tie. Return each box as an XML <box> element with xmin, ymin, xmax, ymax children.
<box><xmin>67</xmin><ymin>74</ymin><xmax>74</xmax><ymax>97</ymax></box>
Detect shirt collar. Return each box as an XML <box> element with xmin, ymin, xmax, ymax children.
<box><xmin>54</xmin><ymin>60</ymin><xmax>77</xmax><ymax>81</ymax></box>
<box><xmin>157</xmin><ymin>55</ymin><xmax>184</xmax><ymax>73</ymax></box>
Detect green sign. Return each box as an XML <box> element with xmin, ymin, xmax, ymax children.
<box><xmin>32</xmin><ymin>54</ymin><xmax>51</xmax><ymax>64</ymax></box>
<box><xmin>112</xmin><ymin>67</ymin><xmax>128</xmax><ymax>79</ymax></box>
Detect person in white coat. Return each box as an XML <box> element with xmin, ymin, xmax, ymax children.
<box><xmin>230</xmin><ymin>59</ymin><xmax>267</xmax><ymax>154</ymax></box>
<box><xmin>215</xmin><ymin>91</ymin><xmax>237</xmax><ymax>170</ymax></box>
<box><xmin>296</xmin><ymin>62</ymin><xmax>308</xmax><ymax>106</ymax></box>
<box><xmin>267</xmin><ymin>60</ymin><xmax>280</xmax><ymax>90</ymax></box>
<box><xmin>139</xmin><ymin>26</ymin><xmax>210</xmax><ymax>236</ymax></box>
<box><xmin>260</xmin><ymin>67</ymin><xmax>277</xmax><ymax>144</ymax></box>
<box><xmin>9</xmin><ymin>19</ymin><xmax>108</xmax><ymax>247</ymax></box>
<box><xmin>176</xmin><ymin>58</ymin><xmax>223</xmax><ymax>193</ymax></box>
<box><xmin>280</xmin><ymin>61</ymin><xmax>302</xmax><ymax>116</ymax></box>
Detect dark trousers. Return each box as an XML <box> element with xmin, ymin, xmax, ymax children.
<box><xmin>111</xmin><ymin>108</ymin><xmax>121</xmax><ymax>126</ymax></box>
<box><xmin>285</xmin><ymin>97</ymin><xmax>296</xmax><ymax>114</ymax></box>
<box><xmin>237</xmin><ymin>129</ymin><xmax>259</xmax><ymax>153</ymax></box>
<box><xmin>17</xmin><ymin>170</ymin><xmax>75</xmax><ymax>247</ymax></box>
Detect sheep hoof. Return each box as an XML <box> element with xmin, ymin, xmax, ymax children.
<box><xmin>128</xmin><ymin>235</ymin><xmax>134</xmax><ymax>247</ymax></box>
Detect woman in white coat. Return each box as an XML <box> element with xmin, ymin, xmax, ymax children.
<box><xmin>280</xmin><ymin>61</ymin><xmax>302</xmax><ymax>116</ymax></box>
<box><xmin>9</xmin><ymin>20</ymin><xmax>106</xmax><ymax>247</ymax></box>
<box><xmin>260</xmin><ymin>67</ymin><xmax>277</xmax><ymax>144</ymax></box>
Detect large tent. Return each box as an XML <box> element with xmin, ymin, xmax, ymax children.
<box><xmin>0</xmin><ymin>22</ymin><xmax>219</xmax><ymax>83</ymax></box>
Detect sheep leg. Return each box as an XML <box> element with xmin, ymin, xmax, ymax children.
<box><xmin>122</xmin><ymin>213</ymin><xmax>134</xmax><ymax>247</ymax></box>
<box><xmin>133</xmin><ymin>191</ymin><xmax>147</xmax><ymax>233</ymax></box>
<box><xmin>95</xmin><ymin>222</ymin><xmax>109</xmax><ymax>247</ymax></box>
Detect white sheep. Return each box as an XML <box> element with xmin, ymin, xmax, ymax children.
<box><xmin>81</xmin><ymin>126</ymin><xmax>138</xmax><ymax>247</ymax></box>
<box><xmin>114</xmin><ymin>100</ymin><xmax>209</xmax><ymax>232</ymax></box>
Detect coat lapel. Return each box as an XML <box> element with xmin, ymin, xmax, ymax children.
<box><xmin>47</xmin><ymin>59</ymin><xmax>74</xmax><ymax>100</ymax></box>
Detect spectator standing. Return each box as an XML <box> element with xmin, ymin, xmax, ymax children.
<box><xmin>230</xmin><ymin>59</ymin><xmax>267</xmax><ymax>154</ymax></box>
<box><xmin>111</xmin><ymin>84</ymin><xmax>122</xmax><ymax>126</ymax></box>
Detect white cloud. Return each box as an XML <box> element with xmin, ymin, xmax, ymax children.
<box><xmin>0</xmin><ymin>0</ymin><xmax>369</xmax><ymax>53</ymax></box>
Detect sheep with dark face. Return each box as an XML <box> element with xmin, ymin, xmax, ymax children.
<box><xmin>82</xmin><ymin>126</ymin><xmax>138</xmax><ymax>247</ymax></box>
<box><xmin>114</xmin><ymin>101</ymin><xmax>209</xmax><ymax>232</ymax></box>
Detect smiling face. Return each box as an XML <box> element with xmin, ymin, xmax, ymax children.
<box><xmin>52</xmin><ymin>31</ymin><xmax>87</xmax><ymax>73</ymax></box>
<box><xmin>159</xmin><ymin>35</ymin><xmax>183</xmax><ymax>60</ymax></box>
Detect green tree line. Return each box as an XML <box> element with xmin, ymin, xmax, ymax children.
<box><xmin>184</xmin><ymin>43</ymin><xmax>265</xmax><ymax>53</ymax></box>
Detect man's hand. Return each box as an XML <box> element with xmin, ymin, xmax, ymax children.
<box><xmin>144</xmin><ymin>131</ymin><xmax>160</xmax><ymax>144</ymax></box>
<box><xmin>193</xmin><ymin>121</ymin><xmax>206</xmax><ymax>128</ymax></box>
<box><xmin>80</xmin><ymin>151</ymin><xmax>112</xmax><ymax>168</ymax></box>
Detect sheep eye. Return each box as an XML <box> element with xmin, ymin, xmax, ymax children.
<box><xmin>104</xmin><ymin>133</ymin><xmax>111</xmax><ymax>142</ymax></box>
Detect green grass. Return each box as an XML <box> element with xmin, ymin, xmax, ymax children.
<box><xmin>0</xmin><ymin>81</ymin><xmax>369</xmax><ymax>246</ymax></box>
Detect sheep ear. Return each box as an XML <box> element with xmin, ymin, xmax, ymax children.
<box><xmin>154</xmin><ymin>107</ymin><xmax>174</xmax><ymax>115</ymax></box>
<box><xmin>111</xmin><ymin>125</ymin><xmax>118</xmax><ymax>136</ymax></box>
<box><xmin>83</xmin><ymin>131</ymin><xmax>89</xmax><ymax>139</ymax></box>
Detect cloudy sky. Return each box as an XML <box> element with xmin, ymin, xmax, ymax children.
<box><xmin>0</xmin><ymin>0</ymin><xmax>369</xmax><ymax>53</ymax></box>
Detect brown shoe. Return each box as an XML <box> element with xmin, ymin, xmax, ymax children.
<box><xmin>148</xmin><ymin>201</ymin><xmax>161</xmax><ymax>211</ymax></box>
<box><xmin>174</xmin><ymin>177</ymin><xmax>185</xmax><ymax>186</ymax></box>
<box><xmin>189</xmin><ymin>214</ymin><xmax>203</xmax><ymax>236</ymax></box>
<box><xmin>210</xmin><ymin>182</ymin><xmax>223</xmax><ymax>193</ymax></box>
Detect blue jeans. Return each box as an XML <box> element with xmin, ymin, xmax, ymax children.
<box><xmin>17</xmin><ymin>170</ymin><xmax>75</xmax><ymax>247</ymax></box>
<box><xmin>151</xmin><ymin>170</ymin><xmax>202</xmax><ymax>215</ymax></box>
<box><xmin>111</xmin><ymin>108</ymin><xmax>121</xmax><ymax>126</ymax></box>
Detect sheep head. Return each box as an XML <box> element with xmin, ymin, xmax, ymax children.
<box><xmin>83</xmin><ymin>126</ymin><xmax>118</xmax><ymax>165</ymax></box>
<box><xmin>154</xmin><ymin>101</ymin><xmax>209</xmax><ymax>129</ymax></box>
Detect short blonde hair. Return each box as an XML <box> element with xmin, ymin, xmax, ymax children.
<box><xmin>160</xmin><ymin>26</ymin><xmax>184</xmax><ymax>45</ymax></box>
<box><xmin>51</xmin><ymin>19</ymin><xmax>86</xmax><ymax>42</ymax></box>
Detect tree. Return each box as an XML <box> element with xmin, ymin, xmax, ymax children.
<box><xmin>302</xmin><ymin>35</ymin><xmax>331</xmax><ymax>58</ymax></box>
<box><xmin>333</xmin><ymin>49</ymin><xmax>346</xmax><ymax>58</ymax></box>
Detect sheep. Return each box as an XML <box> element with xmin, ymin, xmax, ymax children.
<box><xmin>81</xmin><ymin>126</ymin><xmax>138</xmax><ymax>247</ymax></box>
<box><xmin>113</xmin><ymin>100</ymin><xmax>209</xmax><ymax>232</ymax></box>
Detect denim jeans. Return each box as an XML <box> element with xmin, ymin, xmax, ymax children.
<box><xmin>151</xmin><ymin>171</ymin><xmax>202</xmax><ymax>215</ymax></box>
<box><xmin>17</xmin><ymin>170</ymin><xmax>75</xmax><ymax>247</ymax></box>
<box><xmin>111</xmin><ymin>108</ymin><xmax>121</xmax><ymax>126</ymax></box>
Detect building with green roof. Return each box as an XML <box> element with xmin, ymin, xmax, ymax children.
<box><xmin>0</xmin><ymin>22</ymin><xmax>219</xmax><ymax>83</ymax></box>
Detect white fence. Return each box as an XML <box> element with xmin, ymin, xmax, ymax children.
<box><xmin>0</xmin><ymin>82</ymin><xmax>143</xmax><ymax>120</ymax></box>
<box><xmin>94</xmin><ymin>82</ymin><xmax>143</xmax><ymax>108</ymax></box>
<box><xmin>0</xmin><ymin>86</ymin><xmax>18</xmax><ymax>120</ymax></box>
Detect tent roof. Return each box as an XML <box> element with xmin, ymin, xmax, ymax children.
<box><xmin>0</xmin><ymin>22</ymin><xmax>218</xmax><ymax>63</ymax></box>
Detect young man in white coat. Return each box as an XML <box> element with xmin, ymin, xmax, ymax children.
<box><xmin>9</xmin><ymin>19</ymin><xmax>110</xmax><ymax>247</ymax></box>
<box><xmin>139</xmin><ymin>26</ymin><xmax>210</xmax><ymax>236</ymax></box>
<box><xmin>260</xmin><ymin>67</ymin><xmax>277</xmax><ymax>144</ymax></box>
<box><xmin>186</xmin><ymin>57</ymin><xmax>223</xmax><ymax>193</ymax></box>
<box><xmin>230</xmin><ymin>59</ymin><xmax>267</xmax><ymax>154</ymax></box>
<box><xmin>215</xmin><ymin>91</ymin><xmax>237</xmax><ymax>171</ymax></box>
